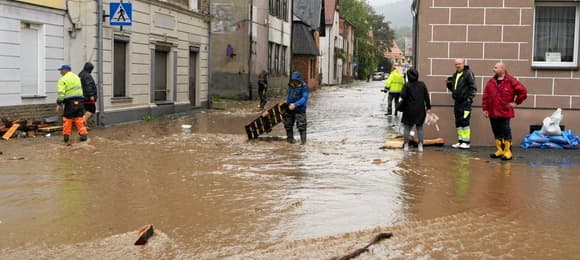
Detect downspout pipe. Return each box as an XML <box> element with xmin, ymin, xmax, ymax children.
<box><xmin>248</xmin><ymin>0</ymin><xmax>254</xmax><ymax>100</ymax></box>
<box><xmin>208</xmin><ymin>0</ymin><xmax>213</xmax><ymax>108</ymax></box>
<box><xmin>411</xmin><ymin>0</ymin><xmax>419</xmax><ymax>67</ymax></box>
<box><xmin>97</xmin><ymin>0</ymin><xmax>104</xmax><ymax>126</ymax></box>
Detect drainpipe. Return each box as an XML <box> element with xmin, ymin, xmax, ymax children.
<box><xmin>97</xmin><ymin>0</ymin><xmax>104</xmax><ymax>126</ymax></box>
<box><xmin>248</xmin><ymin>0</ymin><xmax>254</xmax><ymax>100</ymax></box>
<box><xmin>208</xmin><ymin>0</ymin><xmax>213</xmax><ymax>108</ymax></box>
<box><xmin>411</xmin><ymin>0</ymin><xmax>419</xmax><ymax>67</ymax></box>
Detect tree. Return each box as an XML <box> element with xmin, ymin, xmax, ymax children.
<box><xmin>340</xmin><ymin>0</ymin><xmax>396</xmax><ymax>79</ymax></box>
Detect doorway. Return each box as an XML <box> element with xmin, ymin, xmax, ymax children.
<box><xmin>189</xmin><ymin>47</ymin><xmax>199</xmax><ymax>107</ymax></box>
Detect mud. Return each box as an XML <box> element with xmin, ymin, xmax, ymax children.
<box><xmin>1</xmin><ymin>81</ymin><xmax>580</xmax><ymax>259</ymax></box>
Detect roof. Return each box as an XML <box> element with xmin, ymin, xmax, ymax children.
<box><xmin>292</xmin><ymin>22</ymin><xmax>320</xmax><ymax>56</ymax></box>
<box><xmin>324</xmin><ymin>0</ymin><xmax>337</xmax><ymax>25</ymax></box>
<box><xmin>294</xmin><ymin>0</ymin><xmax>323</xmax><ymax>29</ymax></box>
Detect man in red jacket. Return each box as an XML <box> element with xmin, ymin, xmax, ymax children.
<box><xmin>482</xmin><ymin>62</ymin><xmax>527</xmax><ymax>160</ymax></box>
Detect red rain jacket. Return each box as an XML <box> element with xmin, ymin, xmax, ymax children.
<box><xmin>482</xmin><ymin>73</ymin><xmax>527</xmax><ymax>118</ymax></box>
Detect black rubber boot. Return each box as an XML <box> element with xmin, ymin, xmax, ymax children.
<box><xmin>63</xmin><ymin>135</ymin><xmax>69</xmax><ymax>143</ymax></box>
<box><xmin>300</xmin><ymin>131</ymin><xmax>307</xmax><ymax>145</ymax></box>
<box><xmin>286</xmin><ymin>130</ymin><xmax>295</xmax><ymax>144</ymax></box>
<box><xmin>80</xmin><ymin>135</ymin><xmax>88</xmax><ymax>142</ymax></box>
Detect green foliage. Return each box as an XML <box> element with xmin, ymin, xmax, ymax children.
<box><xmin>143</xmin><ymin>115</ymin><xmax>153</xmax><ymax>122</ymax></box>
<box><xmin>340</xmin><ymin>0</ymin><xmax>396</xmax><ymax>79</ymax></box>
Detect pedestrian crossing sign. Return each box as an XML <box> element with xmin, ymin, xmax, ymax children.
<box><xmin>109</xmin><ymin>2</ymin><xmax>132</xmax><ymax>26</ymax></box>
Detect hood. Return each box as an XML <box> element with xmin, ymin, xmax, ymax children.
<box><xmin>291</xmin><ymin>71</ymin><xmax>306</xmax><ymax>84</ymax></box>
<box><xmin>259</xmin><ymin>70</ymin><xmax>268</xmax><ymax>80</ymax></box>
<box><xmin>82</xmin><ymin>62</ymin><xmax>94</xmax><ymax>73</ymax></box>
<box><xmin>406</xmin><ymin>68</ymin><xmax>419</xmax><ymax>82</ymax></box>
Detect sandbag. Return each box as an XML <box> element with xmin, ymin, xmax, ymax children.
<box><xmin>540</xmin><ymin>108</ymin><xmax>563</xmax><ymax>136</ymax></box>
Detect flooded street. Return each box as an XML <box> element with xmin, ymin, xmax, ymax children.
<box><xmin>2</xmin><ymin>81</ymin><xmax>580</xmax><ymax>259</ymax></box>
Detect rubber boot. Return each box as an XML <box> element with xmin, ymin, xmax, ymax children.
<box><xmin>300</xmin><ymin>131</ymin><xmax>307</xmax><ymax>145</ymax></box>
<box><xmin>80</xmin><ymin>135</ymin><xmax>88</xmax><ymax>142</ymax></box>
<box><xmin>501</xmin><ymin>140</ymin><xmax>513</xmax><ymax>160</ymax></box>
<box><xmin>403</xmin><ymin>143</ymin><xmax>409</xmax><ymax>151</ymax></box>
<box><xmin>418</xmin><ymin>143</ymin><xmax>423</xmax><ymax>152</ymax></box>
<box><xmin>63</xmin><ymin>135</ymin><xmax>69</xmax><ymax>143</ymax></box>
<box><xmin>286</xmin><ymin>130</ymin><xmax>295</xmax><ymax>144</ymax></box>
<box><xmin>490</xmin><ymin>139</ymin><xmax>504</xmax><ymax>158</ymax></box>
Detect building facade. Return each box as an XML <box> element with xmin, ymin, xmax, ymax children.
<box><xmin>0</xmin><ymin>0</ymin><xmax>67</xmax><ymax>119</ymax></box>
<box><xmin>0</xmin><ymin>0</ymin><xmax>210</xmax><ymax>125</ymax></box>
<box><xmin>339</xmin><ymin>17</ymin><xmax>355</xmax><ymax>83</ymax></box>
<box><xmin>210</xmin><ymin>0</ymin><xmax>291</xmax><ymax>100</ymax></box>
<box><xmin>414</xmin><ymin>0</ymin><xmax>580</xmax><ymax>146</ymax></box>
<box><xmin>320</xmin><ymin>0</ymin><xmax>340</xmax><ymax>85</ymax></box>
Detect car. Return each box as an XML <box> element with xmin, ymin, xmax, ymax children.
<box><xmin>372</xmin><ymin>71</ymin><xmax>385</xmax><ymax>81</ymax></box>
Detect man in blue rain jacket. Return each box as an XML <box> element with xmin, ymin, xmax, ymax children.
<box><xmin>285</xmin><ymin>71</ymin><xmax>309</xmax><ymax>144</ymax></box>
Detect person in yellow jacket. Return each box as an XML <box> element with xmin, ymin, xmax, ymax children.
<box><xmin>55</xmin><ymin>65</ymin><xmax>88</xmax><ymax>142</ymax></box>
<box><xmin>385</xmin><ymin>67</ymin><xmax>405</xmax><ymax>116</ymax></box>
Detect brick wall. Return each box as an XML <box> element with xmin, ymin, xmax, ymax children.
<box><xmin>418</xmin><ymin>0</ymin><xmax>580</xmax><ymax>110</ymax></box>
<box><xmin>417</xmin><ymin>0</ymin><xmax>580</xmax><ymax>145</ymax></box>
<box><xmin>0</xmin><ymin>104</ymin><xmax>56</xmax><ymax>121</ymax></box>
<box><xmin>292</xmin><ymin>55</ymin><xmax>319</xmax><ymax>88</ymax></box>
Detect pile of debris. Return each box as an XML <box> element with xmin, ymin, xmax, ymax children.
<box><xmin>0</xmin><ymin>116</ymin><xmax>62</xmax><ymax>140</ymax></box>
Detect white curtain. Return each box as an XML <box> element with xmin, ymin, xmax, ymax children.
<box><xmin>534</xmin><ymin>6</ymin><xmax>576</xmax><ymax>62</ymax></box>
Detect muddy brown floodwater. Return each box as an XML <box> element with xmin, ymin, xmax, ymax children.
<box><xmin>1</xmin><ymin>81</ymin><xmax>580</xmax><ymax>259</ymax></box>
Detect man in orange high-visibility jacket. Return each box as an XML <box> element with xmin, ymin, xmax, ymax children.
<box><xmin>56</xmin><ymin>64</ymin><xmax>88</xmax><ymax>142</ymax></box>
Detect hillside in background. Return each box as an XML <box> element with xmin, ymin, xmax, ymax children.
<box><xmin>374</xmin><ymin>0</ymin><xmax>412</xmax><ymax>29</ymax></box>
<box><xmin>374</xmin><ymin>0</ymin><xmax>413</xmax><ymax>44</ymax></box>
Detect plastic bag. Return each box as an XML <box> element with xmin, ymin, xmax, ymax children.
<box><xmin>540</xmin><ymin>108</ymin><xmax>563</xmax><ymax>136</ymax></box>
<box><xmin>424</xmin><ymin>112</ymin><xmax>440</xmax><ymax>131</ymax></box>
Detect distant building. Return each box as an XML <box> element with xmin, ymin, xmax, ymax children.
<box><xmin>413</xmin><ymin>0</ymin><xmax>580</xmax><ymax>145</ymax></box>
<box><xmin>320</xmin><ymin>0</ymin><xmax>340</xmax><ymax>85</ymax></box>
<box><xmin>292</xmin><ymin>0</ymin><xmax>324</xmax><ymax>88</ymax></box>
<box><xmin>339</xmin><ymin>17</ymin><xmax>355</xmax><ymax>83</ymax></box>
<box><xmin>210</xmin><ymin>0</ymin><xmax>292</xmax><ymax>100</ymax></box>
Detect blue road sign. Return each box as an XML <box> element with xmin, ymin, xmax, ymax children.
<box><xmin>109</xmin><ymin>2</ymin><xmax>132</xmax><ymax>26</ymax></box>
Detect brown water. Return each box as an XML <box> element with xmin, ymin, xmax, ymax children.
<box><xmin>1</xmin><ymin>81</ymin><xmax>580</xmax><ymax>259</ymax></box>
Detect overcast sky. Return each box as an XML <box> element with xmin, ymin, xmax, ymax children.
<box><xmin>366</xmin><ymin>0</ymin><xmax>410</xmax><ymax>7</ymax></box>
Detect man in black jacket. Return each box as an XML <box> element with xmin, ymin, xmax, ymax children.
<box><xmin>79</xmin><ymin>62</ymin><xmax>98</xmax><ymax>127</ymax></box>
<box><xmin>446</xmin><ymin>58</ymin><xmax>477</xmax><ymax>149</ymax></box>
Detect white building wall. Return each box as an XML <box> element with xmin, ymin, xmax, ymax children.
<box><xmin>0</xmin><ymin>1</ymin><xmax>65</xmax><ymax>106</ymax></box>
<box><xmin>320</xmin><ymin>10</ymin><xmax>339</xmax><ymax>85</ymax></box>
<box><xmin>66</xmin><ymin>0</ymin><xmax>209</xmax><ymax>113</ymax></box>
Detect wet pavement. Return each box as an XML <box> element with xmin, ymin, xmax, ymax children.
<box><xmin>1</xmin><ymin>81</ymin><xmax>580</xmax><ymax>259</ymax></box>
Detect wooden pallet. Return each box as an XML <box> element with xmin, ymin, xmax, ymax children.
<box><xmin>245</xmin><ymin>101</ymin><xmax>287</xmax><ymax>140</ymax></box>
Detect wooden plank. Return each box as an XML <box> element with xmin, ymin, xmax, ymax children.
<box><xmin>37</xmin><ymin>125</ymin><xmax>63</xmax><ymax>133</ymax></box>
<box><xmin>134</xmin><ymin>224</ymin><xmax>154</xmax><ymax>245</ymax></box>
<box><xmin>245</xmin><ymin>125</ymin><xmax>253</xmax><ymax>139</ymax></box>
<box><xmin>2</xmin><ymin>123</ymin><xmax>20</xmax><ymax>140</ymax></box>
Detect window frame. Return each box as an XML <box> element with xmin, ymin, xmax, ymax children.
<box><xmin>532</xmin><ymin>2</ymin><xmax>580</xmax><ymax>69</ymax></box>
<box><xmin>113</xmin><ymin>37</ymin><xmax>129</xmax><ymax>98</ymax></box>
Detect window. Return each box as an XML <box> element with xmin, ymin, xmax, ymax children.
<box><xmin>533</xmin><ymin>3</ymin><xmax>579</xmax><ymax>68</ymax></box>
<box><xmin>269</xmin><ymin>0</ymin><xmax>274</xmax><ymax>16</ymax></box>
<box><xmin>20</xmin><ymin>22</ymin><xmax>41</xmax><ymax>96</ymax></box>
<box><xmin>282</xmin><ymin>0</ymin><xmax>287</xmax><ymax>21</ymax></box>
<box><xmin>189</xmin><ymin>0</ymin><xmax>198</xmax><ymax>11</ymax></box>
<box><xmin>113</xmin><ymin>39</ymin><xmax>128</xmax><ymax>97</ymax></box>
<box><xmin>281</xmin><ymin>46</ymin><xmax>287</xmax><ymax>75</ymax></box>
<box><xmin>274</xmin><ymin>44</ymin><xmax>280</xmax><ymax>74</ymax></box>
<box><xmin>268</xmin><ymin>42</ymin><xmax>273</xmax><ymax>72</ymax></box>
<box><xmin>154</xmin><ymin>46</ymin><xmax>169</xmax><ymax>102</ymax></box>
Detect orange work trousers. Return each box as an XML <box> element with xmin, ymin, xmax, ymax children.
<box><xmin>63</xmin><ymin>117</ymin><xmax>88</xmax><ymax>136</ymax></box>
